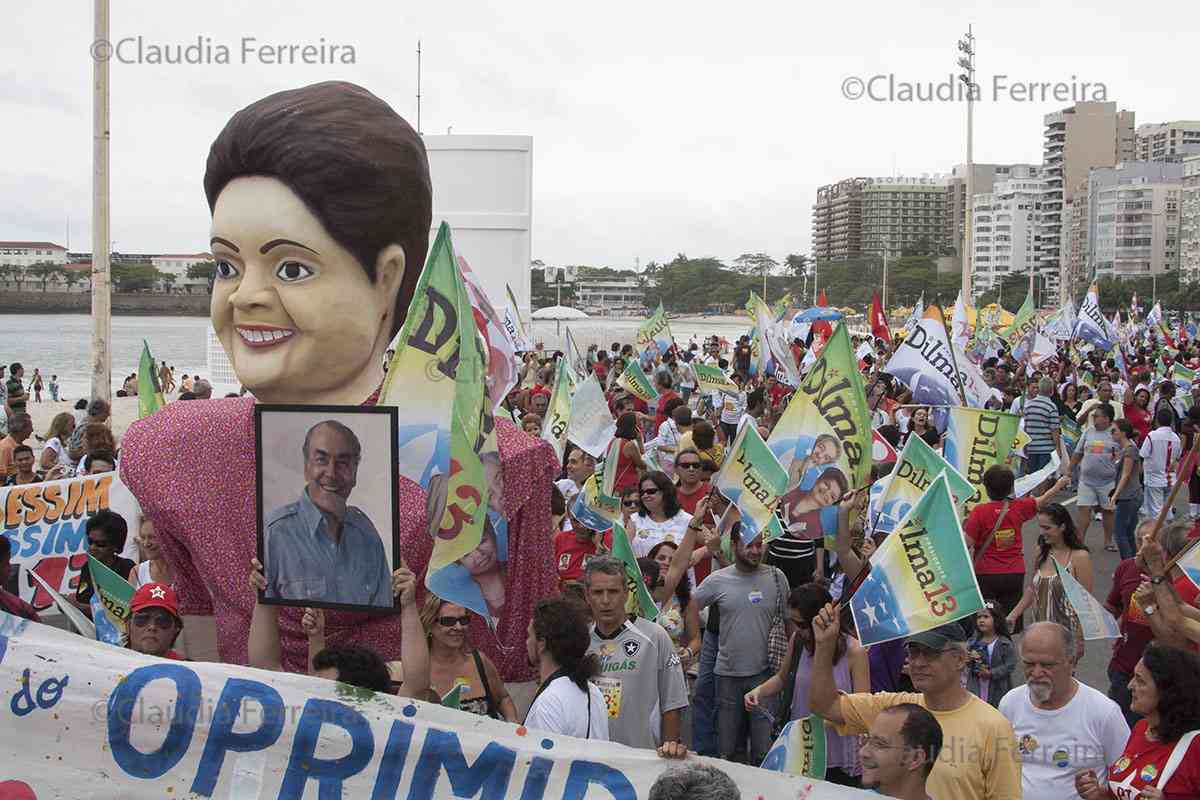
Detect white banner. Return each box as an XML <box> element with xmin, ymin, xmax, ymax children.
<box><xmin>2</xmin><ymin>472</ymin><xmax>141</xmax><ymax>611</ymax></box>
<box><xmin>566</xmin><ymin>374</ymin><xmax>617</xmax><ymax>459</ymax></box>
<box><xmin>0</xmin><ymin>613</ymin><xmax>871</xmax><ymax>799</ymax></box>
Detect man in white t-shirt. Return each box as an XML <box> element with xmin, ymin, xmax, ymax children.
<box><xmin>718</xmin><ymin>379</ymin><xmax>747</xmax><ymax>443</ymax></box>
<box><xmin>525</xmin><ymin>597</ymin><xmax>609</xmax><ymax>741</ymax></box>
<box><xmin>999</xmin><ymin>622</ymin><xmax>1129</xmax><ymax>800</ymax></box>
<box><xmin>1140</xmin><ymin>406</ymin><xmax>1181</xmax><ymax>520</ymax></box>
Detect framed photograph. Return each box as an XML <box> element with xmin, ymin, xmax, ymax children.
<box><xmin>255</xmin><ymin>404</ymin><xmax>400</xmax><ymax>614</ymax></box>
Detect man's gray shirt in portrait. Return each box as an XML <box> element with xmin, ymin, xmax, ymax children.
<box><xmin>264</xmin><ymin>487</ymin><xmax>391</xmax><ymax>606</ymax></box>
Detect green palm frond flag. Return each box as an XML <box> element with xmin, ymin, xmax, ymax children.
<box><xmin>137</xmin><ymin>340</ymin><xmax>165</xmax><ymax>419</ymax></box>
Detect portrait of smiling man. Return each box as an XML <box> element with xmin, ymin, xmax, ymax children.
<box><xmin>262</xmin><ymin>417</ymin><xmax>393</xmax><ymax>609</ymax></box>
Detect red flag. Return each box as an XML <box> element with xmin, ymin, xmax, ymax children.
<box><xmin>813</xmin><ymin>289</ymin><xmax>834</xmax><ymax>340</ymax></box>
<box><xmin>1180</xmin><ymin>321</ymin><xmax>1188</xmax><ymax>344</ymax></box>
<box><xmin>870</xmin><ymin>291</ymin><xmax>891</xmax><ymax>343</ymax></box>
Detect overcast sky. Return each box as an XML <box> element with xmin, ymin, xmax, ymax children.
<box><xmin>3</xmin><ymin>1</ymin><xmax>1197</xmax><ymax>271</ymax></box>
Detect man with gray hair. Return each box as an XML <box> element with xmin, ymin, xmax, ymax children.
<box><xmin>583</xmin><ymin>555</ymin><xmax>689</xmax><ymax>754</ymax></box>
<box><xmin>1023</xmin><ymin>377</ymin><xmax>1061</xmax><ymax>473</ymax></box>
<box><xmin>192</xmin><ymin>378</ymin><xmax>213</xmax><ymax>400</ymax></box>
<box><xmin>999</xmin><ymin>622</ymin><xmax>1129</xmax><ymax>800</ymax></box>
<box><xmin>263</xmin><ymin>420</ymin><xmax>390</xmax><ymax>607</ymax></box>
<box><xmin>648</xmin><ymin>762</ymin><xmax>739</xmax><ymax>800</ymax></box>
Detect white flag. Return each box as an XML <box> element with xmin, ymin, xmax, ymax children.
<box><xmin>566</xmin><ymin>374</ymin><xmax>617</xmax><ymax>458</ymax></box>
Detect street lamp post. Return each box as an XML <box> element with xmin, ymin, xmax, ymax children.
<box><xmin>957</xmin><ymin>27</ymin><xmax>976</xmax><ymax>304</ymax></box>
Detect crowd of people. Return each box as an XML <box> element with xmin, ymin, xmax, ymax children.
<box><xmin>5</xmin><ymin>320</ymin><xmax>1200</xmax><ymax>800</ymax></box>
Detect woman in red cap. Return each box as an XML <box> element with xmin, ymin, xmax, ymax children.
<box><xmin>127</xmin><ymin>582</ymin><xmax>185</xmax><ymax>660</ymax></box>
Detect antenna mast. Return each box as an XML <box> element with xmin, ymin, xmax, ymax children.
<box><xmin>416</xmin><ymin>40</ymin><xmax>422</xmax><ymax>134</ymax></box>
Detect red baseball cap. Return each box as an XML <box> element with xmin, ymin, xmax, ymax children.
<box><xmin>129</xmin><ymin>582</ymin><xmax>180</xmax><ymax>619</ymax></box>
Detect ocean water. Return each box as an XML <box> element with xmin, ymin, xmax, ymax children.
<box><xmin>0</xmin><ymin>314</ymin><xmax>210</xmax><ymax>401</ymax></box>
<box><xmin>0</xmin><ymin>312</ymin><xmax>771</xmax><ymax>401</ymax></box>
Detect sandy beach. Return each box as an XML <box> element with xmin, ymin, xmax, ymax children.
<box><xmin>25</xmin><ymin>394</ymin><xmax>155</xmax><ymax>452</ymax></box>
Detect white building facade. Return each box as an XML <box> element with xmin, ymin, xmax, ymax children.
<box><xmin>971</xmin><ymin>171</ymin><xmax>1045</xmax><ymax>297</ymax></box>
<box><xmin>1088</xmin><ymin>162</ymin><xmax>1183</xmax><ymax>281</ymax></box>
<box><xmin>0</xmin><ymin>241</ymin><xmax>68</xmax><ymax>267</ymax></box>
<box><xmin>1180</xmin><ymin>155</ymin><xmax>1200</xmax><ymax>285</ymax></box>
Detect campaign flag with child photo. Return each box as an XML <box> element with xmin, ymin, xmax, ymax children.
<box><xmin>616</xmin><ymin>358</ymin><xmax>660</xmax><ymax>404</ymax></box>
<box><xmin>713</xmin><ymin>422</ymin><xmax>790</xmax><ymax>543</ymax></box>
<box><xmin>849</xmin><ymin>473</ymin><xmax>984</xmax><ymax>646</ymax></box>
<box><xmin>869</xmin><ymin>433</ymin><xmax>976</xmax><ymax>538</ymax></box>
<box><xmin>942</xmin><ymin>406</ymin><xmax>1021</xmax><ymax>513</ymax></box>
<box><xmin>1001</xmin><ymin>291</ymin><xmax>1038</xmax><ymax>358</ymax></box>
<box><xmin>636</xmin><ymin>301</ymin><xmax>674</xmax><ymax>358</ymax></box>
<box><xmin>1073</xmin><ymin>282</ymin><xmax>1116</xmax><ymax>351</ymax></box>
<box><xmin>381</xmin><ymin>223</ymin><xmax>497</xmax><ymax>622</ymax></box>
<box><xmin>769</xmin><ymin>324</ymin><xmax>873</xmax><ymax>490</ymax></box>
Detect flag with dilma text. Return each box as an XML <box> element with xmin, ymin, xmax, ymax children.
<box><xmin>849</xmin><ymin>473</ymin><xmax>983</xmax><ymax>646</ymax></box>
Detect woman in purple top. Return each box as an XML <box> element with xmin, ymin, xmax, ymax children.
<box><xmin>743</xmin><ymin>582</ymin><xmax>870</xmax><ymax>787</ymax></box>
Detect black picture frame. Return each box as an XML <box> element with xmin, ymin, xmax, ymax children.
<box><xmin>254</xmin><ymin>403</ymin><xmax>401</xmax><ymax>615</ymax></box>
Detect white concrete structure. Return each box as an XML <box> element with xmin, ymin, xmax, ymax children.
<box><xmin>574</xmin><ymin>278</ymin><xmax>645</xmax><ymax>315</ymax></box>
<box><xmin>151</xmin><ymin>252</ymin><xmax>212</xmax><ymax>293</ymax></box>
<box><xmin>0</xmin><ymin>241</ymin><xmax>68</xmax><ymax>267</ymax></box>
<box><xmin>423</xmin><ymin>134</ymin><xmax>533</xmax><ymax>316</ymax></box>
<box><xmin>971</xmin><ymin>171</ymin><xmax>1046</xmax><ymax>297</ymax></box>
<box><xmin>1179</xmin><ymin>155</ymin><xmax>1200</xmax><ymax>285</ymax></box>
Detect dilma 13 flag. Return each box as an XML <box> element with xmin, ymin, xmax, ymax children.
<box><xmin>381</xmin><ymin>222</ymin><xmax>497</xmax><ymax>621</ymax></box>
<box><xmin>616</xmin><ymin>358</ymin><xmax>660</xmax><ymax>404</ymax></box>
<box><xmin>636</xmin><ymin>301</ymin><xmax>674</xmax><ymax>357</ymax></box>
<box><xmin>850</xmin><ymin>473</ymin><xmax>984</xmax><ymax>646</ymax></box>
<box><xmin>942</xmin><ymin>407</ymin><xmax>1021</xmax><ymax>513</ymax></box>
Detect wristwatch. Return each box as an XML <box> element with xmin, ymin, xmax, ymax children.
<box><xmin>1143</xmin><ymin>604</ymin><xmax>1158</xmax><ymax>616</ymax></box>
<box><xmin>1149</xmin><ymin>575</ymin><xmax>1167</xmax><ymax>586</ymax></box>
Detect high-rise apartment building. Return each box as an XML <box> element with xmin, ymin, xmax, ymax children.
<box><xmin>1088</xmin><ymin>162</ymin><xmax>1182</xmax><ymax>281</ymax></box>
<box><xmin>1041</xmin><ymin>101</ymin><xmax>1136</xmax><ymax>302</ymax></box>
<box><xmin>1135</xmin><ymin>121</ymin><xmax>1200</xmax><ymax>163</ymax></box>
<box><xmin>970</xmin><ymin>169</ymin><xmax>1045</xmax><ymax>298</ymax></box>
<box><xmin>1180</xmin><ymin>155</ymin><xmax>1200</xmax><ymax>285</ymax></box>
<box><xmin>813</xmin><ymin>176</ymin><xmax>951</xmax><ymax>263</ymax></box>
<box><xmin>861</xmin><ymin>176</ymin><xmax>951</xmax><ymax>256</ymax></box>
<box><xmin>948</xmin><ymin>163</ymin><xmax>1041</xmax><ymax>262</ymax></box>
<box><xmin>812</xmin><ymin>178</ymin><xmax>867</xmax><ymax>261</ymax></box>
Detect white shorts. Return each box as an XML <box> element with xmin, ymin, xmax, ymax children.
<box><xmin>1077</xmin><ymin>481</ymin><xmax>1115</xmax><ymax>508</ymax></box>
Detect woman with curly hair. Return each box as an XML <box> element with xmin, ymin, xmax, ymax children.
<box><xmin>1076</xmin><ymin>642</ymin><xmax>1200</xmax><ymax>800</ymax></box>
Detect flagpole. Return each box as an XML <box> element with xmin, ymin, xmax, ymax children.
<box><xmin>90</xmin><ymin>0</ymin><xmax>112</xmax><ymax>404</ymax></box>
<box><xmin>939</xmin><ymin>303</ymin><xmax>970</xmax><ymax>406</ymax></box>
<box><xmin>1148</xmin><ymin>436</ymin><xmax>1200</xmax><ymax>541</ymax></box>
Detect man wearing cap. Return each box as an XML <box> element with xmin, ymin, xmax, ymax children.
<box><xmin>810</xmin><ymin>607</ymin><xmax>1022</xmax><ymax>800</ymax></box>
<box><xmin>127</xmin><ymin>582</ymin><xmax>185</xmax><ymax>660</ymax></box>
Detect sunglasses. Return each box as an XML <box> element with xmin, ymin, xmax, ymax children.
<box><xmin>622</xmin><ymin>500</ymin><xmax>640</xmax><ymax>508</ymax></box>
<box><xmin>131</xmin><ymin>610</ymin><xmax>175</xmax><ymax>628</ymax></box>
<box><xmin>438</xmin><ymin>615</ymin><xmax>471</xmax><ymax>628</ymax></box>
<box><xmin>640</xmin><ymin>487</ymin><xmax>660</xmax><ymax>496</ymax></box>
<box><xmin>677</xmin><ymin>462</ymin><xmax>702</xmax><ymax>470</ymax></box>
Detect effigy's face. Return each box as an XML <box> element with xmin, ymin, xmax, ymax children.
<box><xmin>209</xmin><ymin>176</ymin><xmax>395</xmax><ymax>404</ymax></box>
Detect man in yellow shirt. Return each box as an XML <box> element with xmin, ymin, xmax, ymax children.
<box><xmin>810</xmin><ymin>608</ymin><xmax>1021</xmax><ymax>800</ymax></box>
